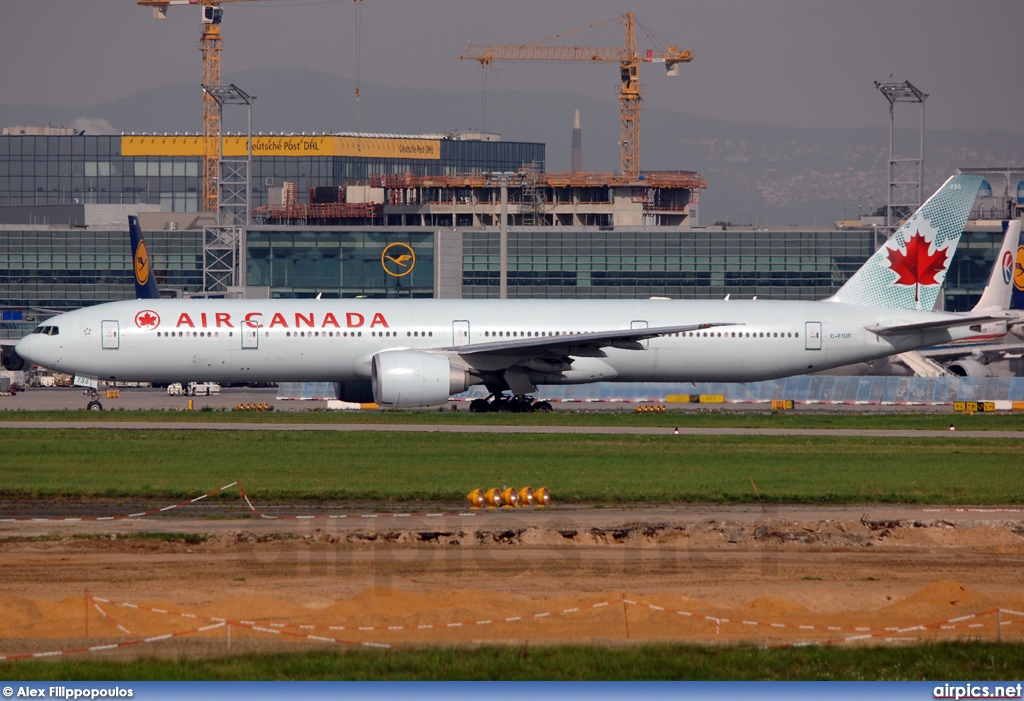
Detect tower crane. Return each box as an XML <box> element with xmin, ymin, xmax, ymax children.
<box><xmin>459</xmin><ymin>11</ymin><xmax>692</xmax><ymax>178</ymax></box>
<box><xmin>136</xmin><ymin>0</ymin><xmax>259</xmax><ymax>212</ymax></box>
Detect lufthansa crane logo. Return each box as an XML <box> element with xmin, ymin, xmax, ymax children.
<box><xmin>135</xmin><ymin>239</ymin><xmax>151</xmax><ymax>286</ymax></box>
<box><xmin>382</xmin><ymin>242</ymin><xmax>416</xmax><ymax>277</ymax></box>
<box><xmin>1015</xmin><ymin>245</ymin><xmax>1024</xmax><ymax>291</ymax></box>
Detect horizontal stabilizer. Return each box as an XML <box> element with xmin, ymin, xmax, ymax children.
<box><xmin>866</xmin><ymin>314</ymin><xmax>1010</xmax><ymax>336</ymax></box>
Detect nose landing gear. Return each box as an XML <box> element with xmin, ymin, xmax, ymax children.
<box><xmin>84</xmin><ymin>387</ymin><xmax>103</xmax><ymax>411</ymax></box>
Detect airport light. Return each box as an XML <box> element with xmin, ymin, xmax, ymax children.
<box><xmin>517</xmin><ymin>486</ymin><xmax>535</xmax><ymax>507</ymax></box>
<box><xmin>500</xmin><ymin>487</ymin><xmax>520</xmax><ymax>508</ymax></box>
<box><xmin>467</xmin><ymin>489</ymin><xmax>486</xmax><ymax>508</ymax></box>
<box><xmin>484</xmin><ymin>488</ymin><xmax>504</xmax><ymax>507</ymax></box>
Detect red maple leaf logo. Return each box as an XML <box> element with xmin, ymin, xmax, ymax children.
<box><xmin>885</xmin><ymin>230</ymin><xmax>949</xmax><ymax>301</ymax></box>
<box><xmin>134</xmin><ymin>310</ymin><xmax>160</xmax><ymax>329</ymax></box>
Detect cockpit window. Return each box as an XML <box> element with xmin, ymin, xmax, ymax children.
<box><xmin>32</xmin><ymin>325</ymin><xmax>59</xmax><ymax>336</ymax></box>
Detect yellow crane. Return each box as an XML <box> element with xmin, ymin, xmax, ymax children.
<box><xmin>137</xmin><ymin>0</ymin><xmax>257</xmax><ymax>212</ymax></box>
<box><xmin>459</xmin><ymin>11</ymin><xmax>692</xmax><ymax>179</ymax></box>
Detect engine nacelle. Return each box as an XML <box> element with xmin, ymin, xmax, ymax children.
<box><xmin>371</xmin><ymin>351</ymin><xmax>471</xmax><ymax>408</ymax></box>
<box><xmin>946</xmin><ymin>358</ymin><xmax>994</xmax><ymax>377</ymax></box>
<box><xmin>1</xmin><ymin>345</ymin><xmax>26</xmax><ymax>371</ymax></box>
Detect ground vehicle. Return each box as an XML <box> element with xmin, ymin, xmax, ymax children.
<box><xmin>167</xmin><ymin>382</ymin><xmax>221</xmax><ymax>396</ymax></box>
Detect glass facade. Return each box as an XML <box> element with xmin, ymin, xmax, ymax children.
<box><xmin>0</xmin><ymin>136</ymin><xmax>545</xmax><ymax>213</ymax></box>
<box><xmin>461</xmin><ymin>226</ymin><xmax>1005</xmax><ymax>311</ymax></box>
<box><xmin>0</xmin><ymin>226</ymin><xmax>203</xmax><ymax>337</ymax></box>
<box><xmin>0</xmin><ymin>135</ymin><xmax>200</xmax><ymax>212</ymax></box>
<box><xmin>246</xmin><ymin>228</ymin><xmax>435</xmax><ymax>299</ymax></box>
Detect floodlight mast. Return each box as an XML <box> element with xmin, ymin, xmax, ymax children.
<box><xmin>875</xmin><ymin>79</ymin><xmax>928</xmax><ymax>237</ymax></box>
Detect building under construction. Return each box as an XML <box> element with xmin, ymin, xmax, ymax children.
<box><xmin>258</xmin><ymin>169</ymin><xmax>703</xmax><ymax>228</ymax></box>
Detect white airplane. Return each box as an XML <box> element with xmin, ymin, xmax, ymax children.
<box><xmin>15</xmin><ymin>174</ymin><xmax>1013</xmax><ymax>411</ymax></box>
<box><xmin>911</xmin><ymin>219</ymin><xmax>1024</xmax><ymax>376</ymax></box>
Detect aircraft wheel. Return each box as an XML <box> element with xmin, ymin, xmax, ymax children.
<box><xmin>492</xmin><ymin>398</ymin><xmax>511</xmax><ymax>412</ymax></box>
<box><xmin>469</xmin><ymin>398</ymin><xmax>490</xmax><ymax>413</ymax></box>
<box><xmin>533</xmin><ymin>401</ymin><xmax>553</xmax><ymax>413</ymax></box>
<box><xmin>86</xmin><ymin>400</ymin><xmax>103</xmax><ymax>411</ymax></box>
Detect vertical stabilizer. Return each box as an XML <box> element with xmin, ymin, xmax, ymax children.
<box><xmin>828</xmin><ymin>174</ymin><xmax>983</xmax><ymax>310</ymax></box>
<box><xmin>1014</xmin><ymin>224</ymin><xmax>1024</xmax><ymax>311</ymax></box>
<box><xmin>129</xmin><ymin>215</ymin><xmax>160</xmax><ymax>300</ymax></box>
<box><xmin>972</xmin><ymin>220</ymin><xmax>1022</xmax><ymax>312</ymax></box>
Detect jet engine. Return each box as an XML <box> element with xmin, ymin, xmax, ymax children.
<box><xmin>946</xmin><ymin>358</ymin><xmax>994</xmax><ymax>377</ymax></box>
<box><xmin>371</xmin><ymin>350</ymin><xmax>471</xmax><ymax>408</ymax></box>
<box><xmin>1</xmin><ymin>345</ymin><xmax>26</xmax><ymax>371</ymax></box>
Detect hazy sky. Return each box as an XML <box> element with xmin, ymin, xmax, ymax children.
<box><xmin>2</xmin><ymin>0</ymin><xmax>1022</xmax><ymax>133</ymax></box>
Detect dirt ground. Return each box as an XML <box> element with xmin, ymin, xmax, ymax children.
<box><xmin>3</xmin><ymin>504</ymin><xmax>1024</xmax><ymax>658</ymax></box>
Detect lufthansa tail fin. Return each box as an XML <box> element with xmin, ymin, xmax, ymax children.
<box><xmin>827</xmin><ymin>174</ymin><xmax>983</xmax><ymax>310</ymax></box>
<box><xmin>972</xmin><ymin>220</ymin><xmax>1022</xmax><ymax>313</ymax></box>
<box><xmin>1013</xmin><ymin>223</ymin><xmax>1024</xmax><ymax>311</ymax></box>
<box><xmin>130</xmin><ymin>215</ymin><xmax>160</xmax><ymax>300</ymax></box>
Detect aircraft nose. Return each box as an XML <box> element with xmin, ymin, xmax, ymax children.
<box><xmin>14</xmin><ymin>335</ymin><xmax>35</xmax><ymax>365</ymax></box>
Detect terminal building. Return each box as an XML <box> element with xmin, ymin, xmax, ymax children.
<box><xmin>1</xmin><ymin>128</ymin><xmax>1021</xmax><ymax>366</ymax></box>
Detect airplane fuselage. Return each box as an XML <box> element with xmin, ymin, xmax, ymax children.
<box><xmin>15</xmin><ymin>298</ymin><xmax>976</xmax><ymax>386</ymax></box>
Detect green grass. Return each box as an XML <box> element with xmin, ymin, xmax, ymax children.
<box><xmin>1</xmin><ymin>408</ymin><xmax>1023</xmax><ymax>431</ymax></box>
<box><xmin>1</xmin><ymin>429</ymin><xmax>1022</xmax><ymax>503</ymax></box>
<box><xmin>4</xmin><ymin>643</ymin><xmax>1024</xmax><ymax>680</ymax></box>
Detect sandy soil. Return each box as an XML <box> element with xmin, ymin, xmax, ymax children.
<box><xmin>2</xmin><ymin>507</ymin><xmax>1024</xmax><ymax>658</ymax></box>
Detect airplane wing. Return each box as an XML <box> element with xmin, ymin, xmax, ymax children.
<box><xmin>440</xmin><ymin>321</ymin><xmax>741</xmax><ymax>396</ymax></box>
<box><xmin>443</xmin><ymin>322</ymin><xmax>740</xmax><ymax>356</ymax></box>
<box><xmin>866</xmin><ymin>314</ymin><xmax>1012</xmax><ymax>336</ymax></box>
<box><xmin>918</xmin><ymin>341</ymin><xmax>1024</xmax><ymax>361</ymax></box>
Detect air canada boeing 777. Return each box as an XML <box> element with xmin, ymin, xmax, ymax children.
<box><xmin>15</xmin><ymin>174</ymin><xmax>1013</xmax><ymax>411</ymax></box>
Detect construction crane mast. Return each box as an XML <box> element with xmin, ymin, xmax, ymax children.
<box><xmin>459</xmin><ymin>11</ymin><xmax>692</xmax><ymax>178</ymax></box>
<box><xmin>137</xmin><ymin>0</ymin><xmax>255</xmax><ymax>212</ymax></box>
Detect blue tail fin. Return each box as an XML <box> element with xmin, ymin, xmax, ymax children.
<box><xmin>129</xmin><ymin>215</ymin><xmax>160</xmax><ymax>299</ymax></box>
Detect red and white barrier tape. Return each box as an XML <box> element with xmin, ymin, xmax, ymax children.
<box><xmin>92</xmin><ymin>601</ymin><xmax>132</xmax><ymax>637</ymax></box>
<box><xmin>0</xmin><ymin>482</ymin><xmax>240</xmax><ymax>523</ymax></box>
<box><xmin>622</xmin><ymin>597</ymin><xmax>1024</xmax><ymax>642</ymax></box>
<box><xmin>93</xmin><ymin>595</ymin><xmax>612</xmax><ymax>635</ymax></box>
<box><xmin>95</xmin><ymin>594</ymin><xmax>1024</xmax><ymax>642</ymax></box>
<box><xmin>0</xmin><ymin>622</ymin><xmax>226</xmax><ymax>661</ymax></box>
<box><xmin>0</xmin><ymin>481</ymin><xmax>477</xmax><ymax>523</ymax></box>
<box><xmin>4</xmin><ymin>596</ymin><xmax>1020</xmax><ymax>660</ymax></box>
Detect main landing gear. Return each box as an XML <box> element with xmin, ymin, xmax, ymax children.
<box><xmin>469</xmin><ymin>393</ymin><xmax>553</xmax><ymax>413</ymax></box>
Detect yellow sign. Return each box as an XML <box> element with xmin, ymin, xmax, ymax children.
<box><xmin>382</xmin><ymin>242</ymin><xmax>416</xmax><ymax>277</ymax></box>
<box><xmin>135</xmin><ymin>239</ymin><xmax>150</xmax><ymax>286</ymax></box>
<box><xmin>121</xmin><ymin>135</ymin><xmax>440</xmax><ymax>160</ymax></box>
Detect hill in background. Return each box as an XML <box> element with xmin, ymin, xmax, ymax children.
<box><xmin>3</xmin><ymin>67</ymin><xmax>1019</xmax><ymax>226</ymax></box>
